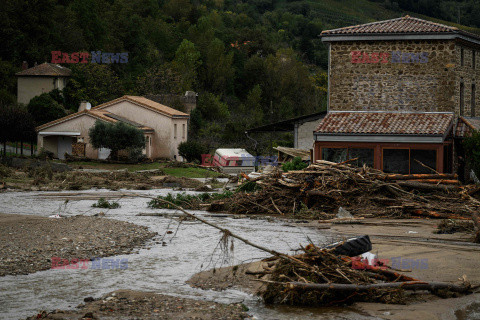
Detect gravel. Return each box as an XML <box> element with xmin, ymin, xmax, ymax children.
<box><xmin>26</xmin><ymin>289</ymin><xmax>250</xmax><ymax>320</ymax></box>
<box><xmin>0</xmin><ymin>213</ymin><xmax>156</xmax><ymax>276</ymax></box>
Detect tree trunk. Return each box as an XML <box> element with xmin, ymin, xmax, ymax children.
<box><xmin>20</xmin><ymin>140</ymin><xmax>24</xmax><ymax>156</ymax></box>
<box><xmin>285</xmin><ymin>281</ymin><xmax>470</xmax><ymax>293</ymax></box>
<box><xmin>31</xmin><ymin>140</ymin><xmax>34</xmax><ymax>156</ymax></box>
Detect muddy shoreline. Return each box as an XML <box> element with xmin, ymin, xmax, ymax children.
<box><xmin>0</xmin><ymin>213</ymin><xmax>156</xmax><ymax>276</ymax></box>
<box><xmin>26</xmin><ymin>290</ymin><xmax>249</xmax><ymax>320</ymax></box>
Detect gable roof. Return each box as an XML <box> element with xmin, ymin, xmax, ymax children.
<box><xmin>36</xmin><ymin>109</ymin><xmax>154</xmax><ymax>132</ymax></box>
<box><xmin>93</xmin><ymin>95</ymin><xmax>189</xmax><ymax>118</ymax></box>
<box><xmin>16</xmin><ymin>63</ymin><xmax>72</xmax><ymax>77</ymax></box>
<box><xmin>321</xmin><ymin>16</ymin><xmax>480</xmax><ymax>43</ymax></box>
<box><xmin>314</xmin><ymin>111</ymin><xmax>454</xmax><ymax>136</ymax></box>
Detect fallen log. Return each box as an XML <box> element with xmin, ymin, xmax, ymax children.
<box><xmin>409</xmin><ymin>179</ymin><xmax>460</xmax><ymax>185</ymax></box>
<box><xmin>396</xmin><ymin>181</ymin><xmax>460</xmax><ymax>192</ymax></box>
<box><xmin>385</xmin><ymin>174</ymin><xmax>457</xmax><ymax>181</ymax></box>
<box><xmin>283</xmin><ymin>281</ymin><xmax>471</xmax><ymax>293</ymax></box>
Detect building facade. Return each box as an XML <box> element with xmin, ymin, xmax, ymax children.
<box><xmin>36</xmin><ymin>96</ymin><xmax>189</xmax><ymax>160</ymax></box>
<box><xmin>314</xmin><ymin>16</ymin><xmax>479</xmax><ymax>174</ymax></box>
<box><xmin>16</xmin><ymin>63</ymin><xmax>71</xmax><ymax>105</ymax></box>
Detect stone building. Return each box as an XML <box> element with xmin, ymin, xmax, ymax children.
<box><xmin>313</xmin><ymin>16</ymin><xmax>480</xmax><ymax>175</ymax></box>
<box><xmin>16</xmin><ymin>62</ymin><xmax>71</xmax><ymax>105</ymax></box>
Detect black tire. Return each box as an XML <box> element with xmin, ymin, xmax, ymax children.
<box><xmin>328</xmin><ymin>235</ymin><xmax>372</xmax><ymax>257</ymax></box>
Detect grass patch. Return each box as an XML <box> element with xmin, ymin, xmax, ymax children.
<box><xmin>63</xmin><ymin>160</ymin><xmax>223</xmax><ymax>178</ymax></box>
<box><xmin>92</xmin><ymin>198</ymin><xmax>121</xmax><ymax>209</ymax></box>
<box><xmin>148</xmin><ymin>190</ymin><xmax>234</xmax><ymax>209</ymax></box>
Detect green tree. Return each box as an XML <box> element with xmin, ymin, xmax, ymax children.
<box><xmin>197</xmin><ymin>92</ymin><xmax>230</xmax><ymax>121</ymax></box>
<box><xmin>88</xmin><ymin>121</ymin><xmax>146</xmax><ymax>160</ymax></box>
<box><xmin>173</xmin><ymin>39</ymin><xmax>201</xmax><ymax>92</ymax></box>
<box><xmin>178</xmin><ymin>140</ymin><xmax>206</xmax><ymax>162</ymax></box>
<box><xmin>27</xmin><ymin>93</ymin><xmax>67</xmax><ymax>126</ymax></box>
<box><xmin>0</xmin><ymin>104</ymin><xmax>35</xmax><ymax>156</ymax></box>
<box><xmin>63</xmin><ymin>64</ymin><xmax>124</xmax><ymax>110</ymax></box>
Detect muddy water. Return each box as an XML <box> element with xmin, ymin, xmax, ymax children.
<box><xmin>0</xmin><ymin>189</ymin><xmax>372</xmax><ymax>320</ymax></box>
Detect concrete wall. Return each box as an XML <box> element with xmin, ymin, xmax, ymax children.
<box><xmin>101</xmin><ymin>101</ymin><xmax>188</xmax><ymax>159</ymax></box>
<box><xmin>295</xmin><ymin>121</ymin><xmax>319</xmax><ymax>150</ymax></box>
<box><xmin>328</xmin><ymin>39</ymin><xmax>463</xmax><ymax>114</ymax></box>
<box><xmin>37</xmin><ymin>114</ymin><xmax>98</xmax><ymax>158</ymax></box>
<box><xmin>17</xmin><ymin>76</ymin><xmax>68</xmax><ymax>105</ymax></box>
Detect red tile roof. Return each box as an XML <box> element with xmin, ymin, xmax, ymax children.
<box><xmin>315</xmin><ymin>111</ymin><xmax>454</xmax><ymax>136</ymax></box>
<box><xmin>94</xmin><ymin>95</ymin><xmax>189</xmax><ymax>118</ymax></box>
<box><xmin>320</xmin><ymin>16</ymin><xmax>480</xmax><ymax>42</ymax></box>
<box><xmin>16</xmin><ymin>63</ymin><xmax>71</xmax><ymax>77</ymax></box>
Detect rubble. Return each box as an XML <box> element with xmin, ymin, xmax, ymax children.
<box><xmin>207</xmin><ymin>160</ymin><xmax>480</xmax><ymax>220</ymax></box>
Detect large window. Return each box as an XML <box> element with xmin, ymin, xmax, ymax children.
<box><xmin>322</xmin><ymin>147</ymin><xmax>374</xmax><ymax>167</ymax></box>
<box><xmin>410</xmin><ymin>149</ymin><xmax>437</xmax><ymax>174</ymax></box>
<box><xmin>383</xmin><ymin>149</ymin><xmax>409</xmax><ymax>174</ymax></box>
<box><xmin>383</xmin><ymin>148</ymin><xmax>437</xmax><ymax>174</ymax></box>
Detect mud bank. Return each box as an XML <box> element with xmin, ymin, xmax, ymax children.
<box><xmin>0</xmin><ymin>213</ymin><xmax>156</xmax><ymax>276</ymax></box>
<box><xmin>189</xmin><ymin>218</ymin><xmax>480</xmax><ymax>320</ymax></box>
<box><xmin>26</xmin><ymin>289</ymin><xmax>249</xmax><ymax>320</ymax></box>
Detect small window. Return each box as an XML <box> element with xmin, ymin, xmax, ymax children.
<box><xmin>322</xmin><ymin>148</ymin><xmax>348</xmax><ymax>163</ymax></box>
<box><xmin>472</xmin><ymin>84</ymin><xmax>476</xmax><ymax>117</ymax></box>
<box><xmin>174</xmin><ymin>124</ymin><xmax>177</xmax><ymax>139</ymax></box>
<box><xmin>182</xmin><ymin>124</ymin><xmax>185</xmax><ymax>139</ymax></box>
<box><xmin>383</xmin><ymin>149</ymin><xmax>409</xmax><ymax>174</ymax></box>
<box><xmin>461</xmin><ymin>47</ymin><xmax>464</xmax><ymax>66</ymax></box>
<box><xmin>349</xmin><ymin>148</ymin><xmax>374</xmax><ymax>168</ymax></box>
<box><xmin>460</xmin><ymin>81</ymin><xmax>465</xmax><ymax>116</ymax></box>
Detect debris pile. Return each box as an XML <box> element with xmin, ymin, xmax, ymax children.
<box><xmin>260</xmin><ymin>243</ymin><xmax>472</xmax><ymax>306</ymax></box>
<box><xmin>209</xmin><ymin>160</ymin><xmax>480</xmax><ymax>219</ymax></box>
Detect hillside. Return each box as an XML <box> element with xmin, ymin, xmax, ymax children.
<box><xmin>1</xmin><ymin>0</ymin><xmax>478</xmax><ymax>153</ymax></box>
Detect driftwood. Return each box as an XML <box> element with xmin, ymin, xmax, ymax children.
<box><xmin>385</xmin><ymin>173</ymin><xmax>457</xmax><ymax>181</ymax></box>
<box><xmin>275</xmin><ymin>281</ymin><xmax>472</xmax><ymax>293</ymax></box>
<box><xmin>396</xmin><ymin>181</ymin><xmax>460</xmax><ymax>192</ymax></box>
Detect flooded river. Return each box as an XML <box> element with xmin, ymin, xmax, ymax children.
<box><xmin>0</xmin><ymin>189</ymin><xmax>375</xmax><ymax>320</ymax></box>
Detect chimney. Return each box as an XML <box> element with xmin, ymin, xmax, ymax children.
<box><xmin>22</xmin><ymin>61</ymin><xmax>28</xmax><ymax>70</ymax></box>
<box><xmin>78</xmin><ymin>101</ymin><xmax>88</xmax><ymax>112</ymax></box>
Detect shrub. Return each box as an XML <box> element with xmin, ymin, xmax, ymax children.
<box><xmin>178</xmin><ymin>141</ymin><xmax>206</xmax><ymax>162</ymax></box>
<box><xmin>92</xmin><ymin>198</ymin><xmax>120</xmax><ymax>209</ymax></box>
<box><xmin>463</xmin><ymin>130</ymin><xmax>480</xmax><ymax>181</ymax></box>
<box><xmin>282</xmin><ymin>156</ymin><xmax>308</xmax><ymax>172</ymax></box>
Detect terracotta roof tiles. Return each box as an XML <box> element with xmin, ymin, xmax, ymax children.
<box><xmin>315</xmin><ymin>111</ymin><xmax>454</xmax><ymax>136</ymax></box>
<box><xmin>16</xmin><ymin>63</ymin><xmax>71</xmax><ymax>77</ymax></box>
<box><xmin>320</xmin><ymin>16</ymin><xmax>480</xmax><ymax>42</ymax></box>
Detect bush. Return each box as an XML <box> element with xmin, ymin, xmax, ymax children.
<box><xmin>0</xmin><ymin>164</ymin><xmax>12</xmax><ymax>178</ymax></box>
<box><xmin>463</xmin><ymin>130</ymin><xmax>480</xmax><ymax>181</ymax></box>
<box><xmin>282</xmin><ymin>156</ymin><xmax>308</xmax><ymax>172</ymax></box>
<box><xmin>89</xmin><ymin>121</ymin><xmax>146</xmax><ymax>161</ymax></box>
<box><xmin>92</xmin><ymin>198</ymin><xmax>120</xmax><ymax>209</ymax></box>
<box><xmin>178</xmin><ymin>141</ymin><xmax>206</xmax><ymax>162</ymax></box>
<box><xmin>36</xmin><ymin>148</ymin><xmax>54</xmax><ymax>160</ymax></box>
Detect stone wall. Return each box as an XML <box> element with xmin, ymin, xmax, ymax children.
<box><xmin>328</xmin><ymin>39</ymin><xmax>461</xmax><ymax>114</ymax></box>
<box><xmin>454</xmin><ymin>44</ymin><xmax>480</xmax><ymax>117</ymax></box>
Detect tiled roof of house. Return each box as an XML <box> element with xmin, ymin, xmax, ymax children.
<box><xmin>455</xmin><ymin>117</ymin><xmax>480</xmax><ymax>137</ymax></box>
<box><xmin>314</xmin><ymin>111</ymin><xmax>454</xmax><ymax>136</ymax></box>
<box><xmin>94</xmin><ymin>95</ymin><xmax>189</xmax><ymax>118</ymax></box>
<box><xmin>36</xmin><ymin>109</ymin><xmax>154</xmax><ymax>132</ymax></box>
<box><xmin>16</xmin><ymin>62</ymin><xmax>72</xmax><ymax>77</ymax></box>
<box><xmin>321</xmin><ymin>16</ymin><xmax>480</xmax><ymax>41</ymax></box>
